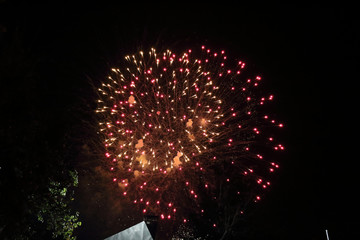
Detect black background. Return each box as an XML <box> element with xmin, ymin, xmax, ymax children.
<box><xmin>1</xmin><ymin>3</ymin><xmax>359</xmax><ymax>239</ymax></box>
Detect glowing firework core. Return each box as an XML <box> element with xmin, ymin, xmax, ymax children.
<box><xmin>97</xmin><ymin>48</ymin><xmax>236</xmax><ymax>172</ymax></box>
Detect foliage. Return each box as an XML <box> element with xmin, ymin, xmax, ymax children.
<box><xmin>33</xmin><ymin>171</ymin><xmax>81</xmax><ymax>240</ymax></box>
<box><xmin>0</xmin><ymin>19</ymin><xmax>81</xmax><ymax>239</ymax></box>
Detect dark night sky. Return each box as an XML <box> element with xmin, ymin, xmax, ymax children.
<box><xmin>1</xmin><ymin>3</ymin><xmax>360</xmax><ymax>239</ymax></box>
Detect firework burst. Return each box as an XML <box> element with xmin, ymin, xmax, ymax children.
<box><xmin>96</xmin><ymin>46</ymin><xmax>284</xmax><ymax>225</ymax></box>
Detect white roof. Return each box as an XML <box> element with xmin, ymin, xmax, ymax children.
<box><xmin>104</xmin><ymin>221</ymin><xmax>153</xmax><ymax>240</ymax></box>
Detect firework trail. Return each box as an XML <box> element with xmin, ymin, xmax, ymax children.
<box><xmin>96</xmin><ymin>46</ymin><xmax>284</xmax><ymax>224</ymax></box>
